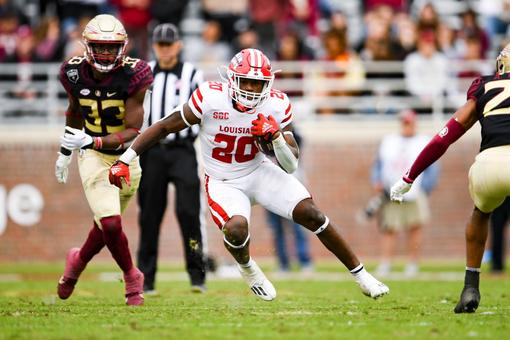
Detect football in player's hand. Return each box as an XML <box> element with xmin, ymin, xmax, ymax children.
<box><xmin>254</xmin><ymin>136</ymin><xmax>275</xmax><ymax>156</ymax></box>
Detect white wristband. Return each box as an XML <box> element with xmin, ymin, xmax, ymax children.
<box><xmin>118</xmin><ymin>147</ymin><xmax>138</xmax><ymax>164</ymax></box>
<box><xmin>272</xmin><ymin>133</ymin><xmax>298</xmax><ymax>173</ymax></box>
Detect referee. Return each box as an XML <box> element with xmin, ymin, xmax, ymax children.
<box><xmin>137</xmin><ymin>23</ymin><xmax>206</xmax><ymax>294</ymax></box>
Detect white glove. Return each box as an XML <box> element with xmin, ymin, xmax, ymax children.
<box><xmin>55</xmin><ymin>151</ymin><xmax>72</xmax><ymax>184</ymax></box>
<box><xmin>60</xmin><ymin>126</ymin><xmax>93</xmax><ymax>150</ymax></box>
<box><xmin>390</xmin><ymin>178</ymin><xmax>413</xmax><ymax>202</ymax></box>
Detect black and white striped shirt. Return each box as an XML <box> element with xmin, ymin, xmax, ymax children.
<box><xmin>143</xmin><ymin>60</ymin><xmax>203</xmax><ymax>143</ymax></box>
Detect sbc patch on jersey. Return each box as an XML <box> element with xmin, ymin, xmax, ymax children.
<box><xmin>66</xmin><ymin>69</ymin><xmax>79</xmax><ymax>83</ymax></box>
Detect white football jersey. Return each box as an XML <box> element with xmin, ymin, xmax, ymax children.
<box><xmin>188</xmin><ymin>81</ymin><xmax>293</xmax><ymax>180</ymax></box>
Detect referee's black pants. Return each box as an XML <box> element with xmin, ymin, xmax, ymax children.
<box><xmin>490</xmin><ymin>197</ymin><xmax>510</xmax><ymax>272</ymax></box>
<box><xmin>137</xmin><ymin>142</ymin><xmax>205</xmax><ymax>290</ymax></box>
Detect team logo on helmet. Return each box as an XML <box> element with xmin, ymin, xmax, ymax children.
<box><xmin>82</xmin><ymin>14</ymin><xmax>128</xmax><ymax>73</ymax></box>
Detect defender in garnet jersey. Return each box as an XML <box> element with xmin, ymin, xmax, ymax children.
<box><xmin>54</xmin><ymin>14</ymin><xmax>153</xmax><ymax>306</ymax></box>
<box><xmin>390</xmin><ymin>44</ymin><xmax>510</xmax><ymax>313</ymax></box>
<box><xmin>109</xmin><ymin>48</ymin><xmax>389</xmax><ymax>301</ymax></box>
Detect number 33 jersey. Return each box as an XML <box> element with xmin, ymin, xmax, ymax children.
<box><xmin>188</xmin><ymin>81</ymin><xmax>293</xmax><ymax>180</ymax></box>
<box><xmin>59</xmin><ymin>56</ymin><xmax>153</xmax><ymax>142</ymax></box>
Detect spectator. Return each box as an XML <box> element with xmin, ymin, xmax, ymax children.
<box><xmin>248</xmin><ymin>0</ymin><xmax>287</xmax><ymax>58</ymax></box>
<box><xmin>478</xmin><ymin>0</ymin><xmax>510</xmax><ymax>52</ymax></box>
<box><xmin>437</xmin><ymin>22</ymin><xmax>456</xmax><ymax>58</ymax></box>
<box><xmin>57</xmin><ymin>0</ymin><xmax>104</xmax><ymax>35</ymax></box>
<box><xmin>233</xmin><ymin>20</ymin><xmax>261</xmax><ymax>52</ymax></box>
<box><xmin>201</xmin><ymin>0</ymin><xmax>248</xmax><ymax>44</ymax></box>
<box><xmin>183</xmin><ymin>20</ymin><xmax>231</xmax><ymax>64</ymax></box>
<box><xmin>275</xmin><ymin>30</ymin><xmax>311</xmax><ymax>98</ymax></box>
<box><xmin>110</xmin><ymin>0</ymin><xmax>152</xmax><ymax>60</ymax></box>
<box><xmin>0</xmin><ymin>10</ymin><xmax>21</xmax><ymax>61</ymax></box>
<box><xmin>372</xmin><ymin>110</ymin><xmax>439</xmax><ymax>277</ymax></box>
<box><xmin>415</xmin><ymin>2</ymin><xmax>440</xmax><ymax>35</ymax></box>
<box><xmin>394</xmin><ymin>12</ymin><xmax>417</xmax><ymax>57</ymax></box>
<box><xmin>317</xmin><ymin>28</ymin><xmax>365</xmax><ymax>114</ymax></box>
<box><xmin>456</xmin><ymin>8</ymin><xmax>490</xmax><ymax>59</ymax></box>
<box><xmin>5</xmin><ymin>25</ymin><xmax>39</xmax><ymax>101</ymax></box>
<box><xmin>403</xmin><ymin>30</ymin><xmax>448</xmax><ymax>113</ymax></box>
<box><xmin>33</xmin><ymin>16</ymin><xmax>64</xmax><ymax>62</ymax></box>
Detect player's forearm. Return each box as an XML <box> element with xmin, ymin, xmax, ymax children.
<box><xmin>98</xmin><ymin>128</ymin><xmax>140</xmax><ymax>150</ymax></box>
<box><xmin>405</xmin><ymin>118</ymin><xmax>466</xmax><ymax>182</ymax></box>
<box><xmin>272</xmin><ymin>132</ymin><xmax>299</xmax><ymax>173</ymax></box>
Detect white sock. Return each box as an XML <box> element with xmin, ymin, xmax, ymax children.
<box><xmin>350</xmin><ymin>263</ymin><xmax>366</xmax><ymax>279</ymax></box>
<box><xmin>239</xmin><ymin>258</ymin><xmax>254</xmax><ymax>269</ymax></box>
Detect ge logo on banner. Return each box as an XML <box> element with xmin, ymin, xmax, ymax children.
<box><xmin>0</xmin><ymin>184</ymin><xmax>44</xmax><ymax>235</ymax></box>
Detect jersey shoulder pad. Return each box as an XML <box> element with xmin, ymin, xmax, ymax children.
<box><xmin>126</xmin><ymin>58</ymin><xmax>153</xmax><ymax>95</ymax></box>
<box><xmin>466</xmin><ymin>75</ymin><xmax>486</xmax><ymax>101</ymax></box>
<box><xmin>267</xmin><ymin>88</ymin><xmax>292</xmax><ymax>126</ymax></box>
<box><xmin>59</xmin><ymin>56</ymin><xmax>86</xmax><ymax>93</ymax></box>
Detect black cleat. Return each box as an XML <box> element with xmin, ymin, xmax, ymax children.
<box><xmin>454</xmin><ymin>287</ymin><xmax>480</xmax><ymax>313</ymax></box>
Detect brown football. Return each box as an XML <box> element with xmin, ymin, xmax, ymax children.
<box><xmin>253</xmin><ymin>136</ymin><xmax>275</xmax><ymax>156</ymax></box>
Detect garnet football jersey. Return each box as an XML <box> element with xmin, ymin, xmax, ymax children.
<box><xmin>59</xmin><ymin>56</ymin><xmax>153</xmax><ymax>153</ymax></box>
<box><xmin>467</xmin><ymin>72</ymin><xmax>510</xmax><ymax>151</ymax></box>
<box><xmin>188</xmin><ymin>81</ymin><xmax>293</xmax><ymax>180</ymax></box>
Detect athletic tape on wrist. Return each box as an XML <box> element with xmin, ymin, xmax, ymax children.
<box><xmin>223</xmin><ymin>233</ymin><xmax>250</xmax><ymax>249</ymax></box>
<box><xmin>313</xmin><ymin>216</ymin><xmax>329</xmax><ymax>235</ymax></box>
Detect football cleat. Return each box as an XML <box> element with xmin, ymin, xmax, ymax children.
<box><xmin>57</xmin><ymin>247</ymin><xmax>86</xmax><ymax>299</ymax></box>
<box><xmin>355</xmin><ymin>272</ymin><xmax>390</xmax><ymax>299</ymax></box>
<box><xmin>238</xmin><ymin>260</ymin><xmax>276</xmax><ymax>301</ymax></box>
<box><xmin>454</xmin><ymin>287</ymin><xmax>480</xmax><ymax>313</ymax></box>
<box><xmin>124</xmin><ymin>267</ymin><xmax>144</xmax><ymax>306</ymax></box>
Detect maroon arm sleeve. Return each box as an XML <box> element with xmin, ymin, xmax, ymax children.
<box><xmin>404</xmin><ymin>118</ymin><xmax>466</xmax><ymax>182</ymax></box>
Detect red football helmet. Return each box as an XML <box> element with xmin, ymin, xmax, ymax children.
<box><xmin>82</xmin><ymin>14</ymin><xmax>128</xmax><ymax>73</ymax></box>
<box><xmin>226</xmin><ymin>48</ymin><xmax>275</xmax><ymax>109</ymax></box>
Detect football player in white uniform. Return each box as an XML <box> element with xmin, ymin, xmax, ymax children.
<box><xmin>109</xmin><ymin>48</ymin><xmax>389</xmax><ymax>301</ymax></box>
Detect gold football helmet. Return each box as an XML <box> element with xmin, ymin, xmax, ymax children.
<box><xmin>82</xmin><ymin>14</ymin><xmax>128</xmax><ymax>73</ymax></box>
<box><xmin>496</xmin><ymin>43</ymin><xmax>510</xmax><ymax>75</ymax></box>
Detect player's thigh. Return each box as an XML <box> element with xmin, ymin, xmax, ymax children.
<box><xmin>205</xmin><ymin>175</ymin><xmax>251</xmax><ymax>229</ymax></box>
<box><xmin>251</xmin><ymin>161</ymin><xmax>311</xmax><ymax>220</ymax></box>
<box><xmin>469</xmin><ymin>147</ymin><xmax>510</xmax><ymax>212</ymax></box>
<box><xmin>120</xmin><ymin>158</ymin><xmax>141</xmax><ymax>213</ymax></box>
<box><xmin>78</xmin><ymin>150</ymin><xmax>121</xmax><ymax>222</ymax></box>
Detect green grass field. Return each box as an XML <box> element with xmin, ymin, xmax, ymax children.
<box><xmin>1</xmin><ymin>262</ymin><xmax>509</xmax><ymax>339</ymax></box>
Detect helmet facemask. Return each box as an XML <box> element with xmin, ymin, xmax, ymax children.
<box><xmin>227</xmin><ymin>69</ymin><xmax>274</xmax><ymax>109</ymax></box>
<box><xmin>85</xmin><ymin>41</ymin><xmax>126</xmax><ymax>73</ymax></box>
<box><xmin>222</xmin><ymin>49</ymin><xmax>275</xmax><ymax>109</ymax></box>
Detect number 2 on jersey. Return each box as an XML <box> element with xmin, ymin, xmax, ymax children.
<box><xmin>212</xmin><ymin>133</ymin><xmax>258</xmax><ymax>163</ymax></box>
<box><xmin>483</xmin><ymin>79</ymin><xmax>510</xmax><ymax>116</ymax></box>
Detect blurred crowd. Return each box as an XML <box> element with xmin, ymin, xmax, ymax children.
<box><xmin>1</xmin><ymin>0</ymin><xmax>510</xmax><ymax>114</ymax></box>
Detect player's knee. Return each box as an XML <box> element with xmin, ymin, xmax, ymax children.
<box><xmin>293</xmin><ymin>200</ymin><xmax>326</xmax><ymax>231</ymax></box>
<box><xmin>222</xmin><ymin>216</ymin><xmax>249</xmax><ymax>247</ymax></box>
<box><xmin>99</xmin><ymin>215</ymin><xmax>122</xmax><ymax>237</ymax></box>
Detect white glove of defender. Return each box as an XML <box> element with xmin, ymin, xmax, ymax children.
<box><xmin>55</xmin><ymin>151</ymin><xmax>72</xmax><ymax>184</ymax></box>
<box><xmin>390</xmin><ymin>178</ymin><xmax>413</xmax><ymax>202</ymax></box>
<box><xmin>60</xmin><ymin>126</ymin><xmax>93</xmax><ymax>150</ymax></box>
